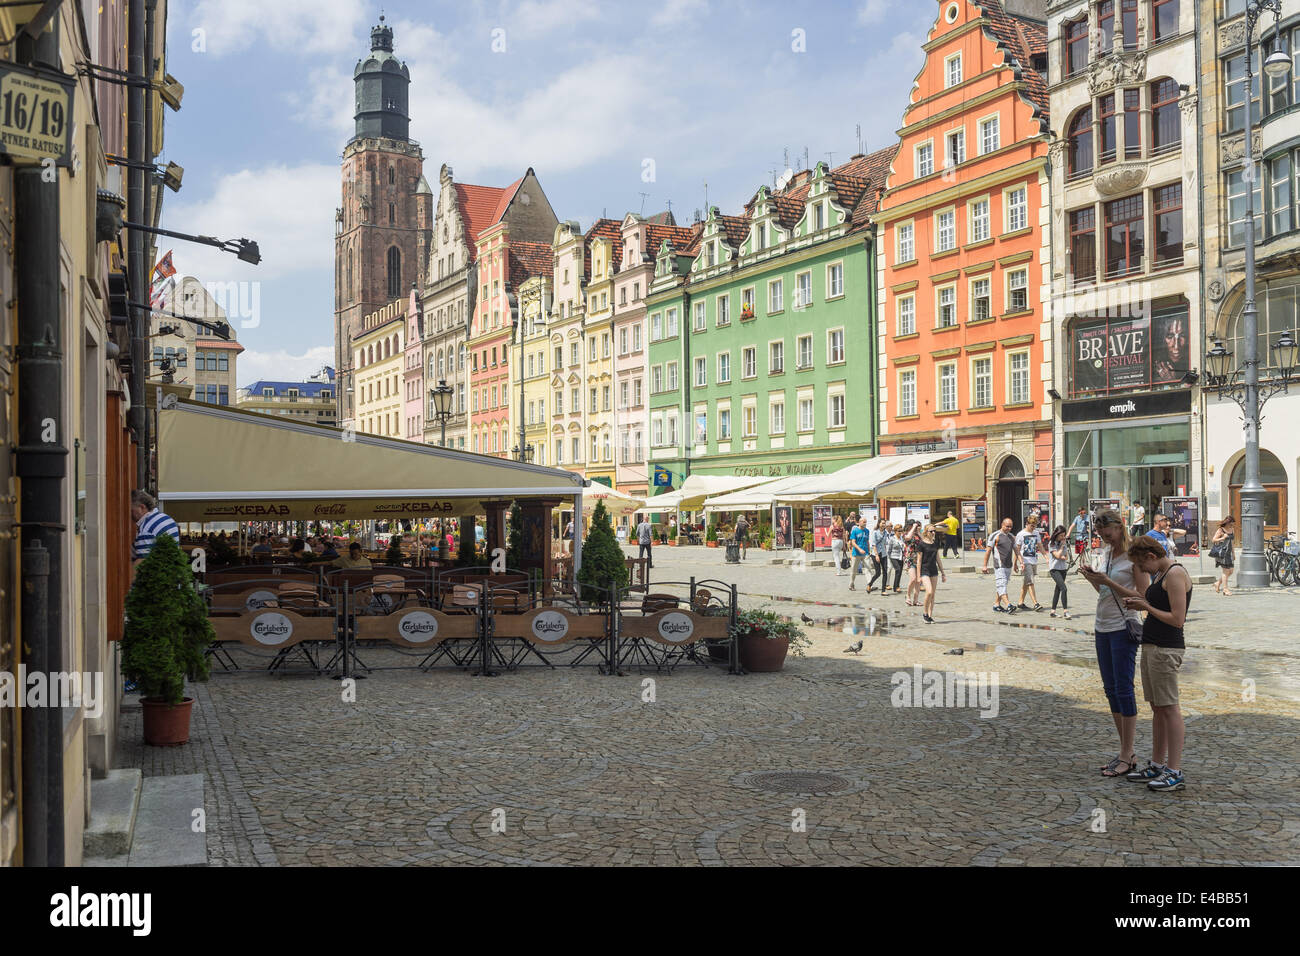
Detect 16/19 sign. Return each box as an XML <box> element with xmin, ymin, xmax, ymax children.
<box><xmin>0</xmin><ymin>63</ymin><xmax>74</xmax><ymax>166</ymax></box>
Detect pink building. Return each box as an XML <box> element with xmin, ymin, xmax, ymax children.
<box><xmin>402</xmin><ymin>287</ymin><xmax>425</xmax><ymax>440</ymax></box>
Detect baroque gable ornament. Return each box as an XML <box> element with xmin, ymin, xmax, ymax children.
<box><xmin>1087</xmin><ymin>50</ymin><xmax>1147</xmax><ymax>96</ymax></box>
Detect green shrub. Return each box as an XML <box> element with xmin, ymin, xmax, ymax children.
<box><xmin>729</xmin><ymin>607</ymin><xmax>812</xmax><ymax>658</ymax></box>
<box><xmin>578</xmin><ymin>500</ymin><xmax>629</xmax><ymax>603</ymax></box>
<box><xmin>123</xmin><ymin>535</ymin><xmax>213</xmax><ymax>704</ymax></box>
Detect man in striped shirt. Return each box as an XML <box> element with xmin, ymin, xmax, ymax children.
<box><xmin>131</xmin><ymin>490</ymin><xmax>180</xmax><ymax>566</ymax></box>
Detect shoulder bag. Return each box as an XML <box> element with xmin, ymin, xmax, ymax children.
<box><xmin>1106</xmin><ymin>551</ymin><xmax>1144</xmax><ymax>644</ymax></box>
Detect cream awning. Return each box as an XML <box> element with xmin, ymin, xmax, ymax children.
<box><xmin>157</xmin><ymin>400</ymin><xmax>586</xmax><ymax>522</ymax></box>
<box><xmin>872</xmin><ymin>452</ymin><xmax>987</xmax><ymax>500</ymax></box>
<box><xmin>555</xmin><ymin>484</ymin><xmax>644</xmax><ymax>518</ymax></box>
<box><xmin>646</xmin><ymin>474</ymin><xmax>773</xmax><ymax>512</ymax></box>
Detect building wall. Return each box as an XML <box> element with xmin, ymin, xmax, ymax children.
<box><xmin>354</xmin><ymin>308</ymin><xmax>406</xmax><ymax>438</ymax></box>
<box><xmin>469</xmin><ymin>226</ymin><xmax>512</xmax><ymax>456</ymax></box>
<box><xmin>612</xmin><ymin>218</ymin><xmax>653</xmax><ymax>495</ymax></box>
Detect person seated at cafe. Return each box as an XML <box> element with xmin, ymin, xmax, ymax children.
<box><xmin>250</xmin><ymin>534</ymin><xmax>272</xmax><ymax>555</ymax></box>
<box><xmin>289</xmin><ymin>538</ymin><xmax>323</xmax><ymax>564</ymax></box>
<box><xmin>331</xmin><ymin>541</ymin><xmax>372</xmax><ymax>569</ymax></box>
<box><xmin>319</xmin><ymin>537</ymin><xmax>340</xmax><ymax>560</ymax></box>
<box><xmin>384</xmin><ymin>534</ymin><xmax>406</xmax><ymax>566</ymax></box>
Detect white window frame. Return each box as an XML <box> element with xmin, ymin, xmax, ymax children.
<box><xmin>741</xmin><ymin>286</ymin><xmax>756</xmax><ymax>316</ymax></box>
<box><xmin>769</xmin><ymin>396</ymin><xmax>786</xmax><ymax>435</ymax></box>
<box><xmin>768</xmin><ymin>278</ymin><xmax>784</xmax><ymax>314</ymax></box>
<box><xmin>969</xmin><ymin>275</ymin><xmax>992</xmax><ymax>323</ymax></box>
<box><xmin>935</xmin><ymin>207</ymin><xmax>957</xmax><ymax>252</ymax></box>
<box><xmin>897</xmin><ymin>294</ymin><xmax>916</xmax><ymax>336</ymax></box>
<box><xmin>632</xmin><ymin>324</ymin><xmax>642</xmax><ymax>351</ymax></box>
<box><xmin>971</xmin><ymin>354</ymin><xmax>993</xmax><ymax>409</ymax></box>
<box><xmin>1004</xmin><ymin>185</ymin><xmax>1029</xmax><ymax>233</ymax></box>
<box><xmin>945</xmin><ymin>51</ymin><xmax>963</xmax><ymax>88</ymax></box>
<box><xmin>716</xmin><ymin>293</ymin><xmax>731</xmax><ymax>326</ymax></box>
<box><xmin>742</xmin><ymin>345</ymin><xmax>757</xmax><ymax>379</ymax></box>
<box><xmin>969</xmin><ymin>196</ymin><xmax>990</xmax><ymax>243</ymax></box>
<box><xmin>718</xmin><ymin>406</ymin><xmax>731</xmax><ymax>441</ymax></box>
<box><xmin>915</xmin><ymin>141</ymin><xmax>934</xmax><ymax>179</ymax></box>
<box><xmin>827</xmin><ymin>327</ymin><xmax>845</xmax><ymax>364</ymax></box>
<box><xmin>1006</xmin><ymin>267</ymin><xmax>1030</xmax><ymax>313</ymax></box>
<box><xmin>1007</xmin><ymin>348</ymin><xmax>1031</xmax><ymax>405</ymax></box>
<box><xmin>667</xmin><ymin>360</ymin><xmax>679</xmax><ymax>391</ymax></box>
<box><xmin>827</xmin><ymin>388</ymin><xmax>846</xmax><ymax>430</ymax></box>
<box><xmin>936</xmin><ymin>284</ymin><xmax>957</xmax><ymax>329</ymax></box>
<box><xmin>717</xmin><ymin>351</ymin><xmax>731</xmax><ymax>383</ymax></box>
<box><xmin>897</xmin><ymin>220</ymin><xmax>915</xmax><ymax>263</ymax></box>
<box><xmin>769</xmin><ymin>339</ymin><xmax>785</xmax><ymax>374</ymax></box>
<box><xmin>795</xmin><ymin>271</ymin><xmax>812</xmax><ymax>308</ymax></box>
<box><xmin>898</xmin><ymin>368</ymin><xmax>917</xmax><ymax>417</ymax></box>
<box><xmin>694</xmin><ymin>301</ymin><xmax>707</xmax><ymax>331</ymax></box>
<box><xmin>694</xmin><ymin>356</ymin><xmax>707</xmax><ymax>387</ymax></box>
<box><xmin>826</xmin><ymin>261</ymin><xmax>844</xmax><ymax>298</ymax></box>
<box><xmin>743</xmin><ymin>402</ymin><xmax>757</xmax><ymax>438</ymax></box>
<box><xmin>797</xmin><ymin>392</ymin><xmax>815</xmax><ymax>433</ymax></box>
<box><xmin>978</xmin><ymin>113</ymin><xmax>1000</xmax><ymax>155</ymax></box>
<box><xmin>945</xmin><ymin>128</ymin><xmax>966</xmax><ymax>168</ymax></box>
<box><xmin>796</xmin><ymin>333</ymin><xmax>814</xmax><ymax>369</ymax></box>
<box><xmin>937</xmin><ymin>361</ymin><xmax>958</xmax><ymax>413</ymax></box>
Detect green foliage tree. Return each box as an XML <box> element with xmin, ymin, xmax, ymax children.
<box><xmin>578</xmin><ymin>500</ymin><xmax>629</xmax><ymax>603</ymax></box>
<box><xmin>506</xmin><ymin>501</ymin><xmax>523</xmax><ymax>567</ymax></box>
<box><xmin>122</xmin><ymin>534</ymin><xmax>213</xmax><ymax>704</ymax></box>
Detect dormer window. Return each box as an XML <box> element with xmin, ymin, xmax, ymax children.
<box><xmin>262</xmin><ymin>387</ymin><xmax>274</xmax><ymax>398</ymax></box>
<box><xmin>813</xmin><ymin>203</ymin><xmax>825</xmax><ymax>231</ymax></box>
<box><xmin>756</xmin><ymin>225</ymin><xmax>766</xmax><ymax>251</ymax></box>
<box><xmin>706</xmin><ymin>242</ymin><xmax>715</xmax><ymax>267</ymax></box>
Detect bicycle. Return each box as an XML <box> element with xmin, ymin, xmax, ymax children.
<box><xmin>1267</xmin><ymin>533</ymin><xmax>1300</xmax><ymax>586</ymax></box>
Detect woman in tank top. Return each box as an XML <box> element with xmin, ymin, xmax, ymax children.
<box><xmin>1078</xmin><ymin>510</ymin><xmax>1150</xmax><ymax>778</ymax></box>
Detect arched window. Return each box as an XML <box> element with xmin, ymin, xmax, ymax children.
<box><xmin>1068</xmin><ymin>107</ymin><xmax>1093</xmax><ymax>178</ymax></box>
<box><xmin>368</xmin><ymin>345</ymin><xmax>374</xmax><ymax>365</ymax></box>
<box><xmin>387</xmin><ymin>246</ymin><xmax>402</xmax><ymax>298</ymax></box>
<box><xmin>1224</xmin><ymin>275</ymin><xmax>1300</xmax><ymax>380</ymax></box>
<box><xmin>1230</xmin><ymin>450</ymin><xmax>1286</xmax><ymax>485</ymax></box>
<box><xmin>998</xmin><ymin>456</ymin><xmax>1026</xmax><ymax>480</ymax></box>
<box><xmin>458</xmin><ymin>344</ymin><xmax>466</xmax><ymax>370</ymax></box>
<box><xmin>1150</xmin><ymin>78</ymin><xmax>1180</xmax><ymax>154</ymax></box>
<box><xmin>438</xmin><ymin>350</ymin><xmax>446</xmax><ymax>377</ymax></box>
<box><xmin>346</xmin><ymin>250</ymin><xmax>354</xmax><ymax>301</ymax></box>
<box><xmin>1064</xmin><ymin>17</ymin><xmax>1088</xmax><ymax>76</ymax></box>
<box><xmin>388</xmin><ymin>166</ymin><xmax>395</xmax><ymax>184</ymax></box>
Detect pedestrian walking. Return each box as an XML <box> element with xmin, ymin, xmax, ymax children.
<box><xmin>1121</xmin><ymin>535</ymin><xmax>1192</xmax><ymax>792</ymax></box>
<box><xmin>1077</xmin><ymin>510</ymin><xmax>1149</xmax><ymax>780</ymax></box>
<box><xmin>847</xmin><ymin>517</ymin><xmax>871</xmax><ymax>591</ymax></box>
<box><xmin>904</xmin><ymin>521</ymin><xmax>923</xmax><ymax>606</ymax></box>
<box><xmin>916</xmin><ymin>524</ymin><xmax>946</xmax><ymax>624</ymax></box>
<box><xmin>635</xmin><ymin>513</ymin><xmax>654</xmax><ymax>569</ymax></box>
<box><xmin>1210</xmin><ymin>515</ymin><xmax>1235</xmax><ymax>596</ymax></box>
<box><xmin>1071</xmin><ymin>507</ymin><xmax>1090</xmax><ymax>555</ymax></box>
<box><xmin>1130</xmin><ymin>500</ymin><xmax>1146</xmax><ymax>538</ymax></box>
<box><xmin>131</xmin><ymin>489</ymin><xmax>180</xmax><ymax>568</ymax></box>
<box><xmin>981</xmin><ymin>517</ymin><xmax>1017</xmax><ymax>613</ymax></box>
<box><xmin>887</xmin><ymin>522</ymin><xmax>906</xmax><ymax>594</ymax></box>
<box><xmin>868</xmin><ymin>519</ymin><xmax>888</xmax><ymax>592</ymax></box>
<box><xmin>1047</xmin><ymin>525</ymin><xmax>1072</xmax><ymax>619</ymax></box>
<box><xmin>734</xmin><ymin>512</ymin><xmax>751</xmax><ymax>560</ymax></box>
<box><xmin>942</xmin><ymin>510</ymin><xmax>961</xmax><ymax>558</ymax></box>
<box><xmin>1013</xmin><ymin>513</ymin><xmax>1044</xmax><ymax>611</ymax></box>
<box><xmin>831</xmin><ymin>515</ymin><xmax>847</xmax><ymax>575</ymax></box>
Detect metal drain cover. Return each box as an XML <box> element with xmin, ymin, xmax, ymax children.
<box><xmin>744</xmin><ymin>771</ymin><xmax>853</xmax><ymax>794</ymax></box>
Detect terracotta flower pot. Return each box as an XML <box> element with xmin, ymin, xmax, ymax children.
<box><xmin>141</xmin><ymin>697</ymin><xmax>194</xmax><ymax>746</ymax></box>
<box><xmin>706</xmin><ymin>540</ymin><xmax>718</xmax><ymax>548</ymax></box>
<box><xmin>739</xmin><ymin>630</ymin><xmax>789</xmax><ymax>672</ymax></box>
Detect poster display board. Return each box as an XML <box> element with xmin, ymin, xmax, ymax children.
<box><xmin>772</xmin><ymin>504</ymin><xmax>794</xmax><ymax>550</ymax></box>
<box><xmin>906</xmin><ymin>502</ymin><xmax>931</xmax><ymax>527</ymax></box>
<box><xmin>960</xmin><ymin>500</ymin><xmax>986</xmax><ymax>551</ymax></box>
<box><xmin>1021</xmin><ymin>499</ymin><xmax>1050</xmax><ymax>540</ymax></box>
<box><xmin>888</xmin><ymin>506</ymin><xmax>906</xmax><ymax>527</ymax></box>
<box><xmin>858</xmin><ymin>504</ymin><xmax>879</xmax><ymax>529</ymax></box>
<box><xmin>812</xmin><ymin>505</ymin><xmax>833</xmax><ymax>551</ymax></box>
<box><xmin>1160</xmin><ymin>496</ymin><xmax>1200</xmax><ymax>556</ymax></box>
<box><xmin>1088</xmin><ymin>498</ymin><xmax>1122</xmax><ymax>550</ymax></box>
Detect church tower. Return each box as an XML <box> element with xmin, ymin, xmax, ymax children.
<box><xmin>334</xmin><ymin>17</ymin><xmax>432</xmax><ymax>425</ymax></box>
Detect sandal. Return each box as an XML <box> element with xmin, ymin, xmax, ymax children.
<box><xmin>1100</xmin><ymin>754</ymin><xmax>1137</xmax><ymax>777</ymax></box>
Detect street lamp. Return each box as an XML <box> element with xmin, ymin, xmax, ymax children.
<box><xmin>121</xmin><ymin>221</ymin><xmax>261</xmax><ymax>264</ymax></box>
<box><xmin>512</xmin><ymin>443</ymin><xmax>534</xmax><ymax>463</ymax></box>
<box><xmin>1214</xmin><ymin>0</ymin><xmax>1294</xmax><ymax>587</ymax></box>
<box><xmin>429</xmin><ymin>379</ymin><xmax>454</xmax><ymax>446</ymax></box>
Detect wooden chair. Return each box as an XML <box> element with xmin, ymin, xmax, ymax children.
<box><xmin>641</xmin><ymin>592</ymin><xmax>680</xmax><ymax>614</ymax></box>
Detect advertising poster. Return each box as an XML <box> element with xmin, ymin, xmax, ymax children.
<box><xmin>960</xmin><ymin>500</ymin><xmax>986</xmax><ymax>551</ymax></box>
<box><xmin>1088</xmin><ymin>497</ymin><xmax>1122</xmax><ymax>550</ymax></box>
<box><xmin>772</xmin><ymin>504</ymin><xmax>794</xmax><ymax>550</ymax></box>
<box><xmin>906</xmin><ymin>502</ymin><xmax>931</xmax><ymax>527</ymax></box>
<box><xmin>1072</xmin><ymin>314</ymin><xmax>1150</xmax><ymax>393</ymax></box>
<box><xmin>858</xmin><ymin>504</ymin><xmax>879</xmax><ymax>528</ymax></box>
<box><xmin>1021</xmin><ymin>499</ymin><xmax>1050</xmax><ymax>540</ymax></box>
<box><xmin>813</xmin><ymin>505</ymin><xmax>833</xmax><ymax>551</ymax></box>
<box><xmin>1160</xmin><ymin>496</ymin><xmax>1200</xmax><ymax>556</ymax></box>
<box><xmin>888</xmin><ymin>506</ymin><xmax>906</xmax><ymax>527</ymax></box>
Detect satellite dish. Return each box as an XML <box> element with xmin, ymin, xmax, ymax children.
<box><xmin>777</xmin><ymin>168</ymin><xmax>794</xmax><ymax>190</ymax></box>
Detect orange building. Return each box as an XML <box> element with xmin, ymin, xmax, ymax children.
<box><xmin>875</xmin><ymin>0</ymin><xmax>1054</xmax><ymax>527</ymax></box>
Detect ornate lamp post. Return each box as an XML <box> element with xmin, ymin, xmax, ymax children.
<box><xmin>429</xmin><ymin>379</ymin><xmax>454</xmax><ymax>447</ymax></box>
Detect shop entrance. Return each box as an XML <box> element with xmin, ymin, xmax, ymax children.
<box><xmin>1230</xmin><ymin>451</ymin><xmax>1288</xmax><ymax>540</ymax></box>
<box><xmin>995</xmin><ymin>456</ymin><xmax>1027</xmax><ymax>527</ymax></box>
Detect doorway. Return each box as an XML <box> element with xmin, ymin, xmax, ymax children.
<box><xmin>1229</xmin><ymin>451</ymin><xmax>1288</xmax><ymax>540</ymax></box>
<box><xmin>995</xmin><ymin>455</ymin><xmax>1028</xmax><ymax>528</ymax></box>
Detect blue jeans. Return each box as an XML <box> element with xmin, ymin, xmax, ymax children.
<box><xmin>1095</xmin><ymin>629</ymin><xmax>1138</xmax><ymax>717</ymax></box>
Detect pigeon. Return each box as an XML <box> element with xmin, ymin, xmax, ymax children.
<box><xmin>944</xmin><ymin>647</ymin><xmax>965</xmax><ymax>655</ymax></box>
<box><xmin>844</xmin><ymin>640</ymin><xmax>864</xmax><ymax>654</ymax></box>
<box><xmin>801</xmin><ymin>613</ymin><xmax>815</xmax><ymax>625</ymax></box>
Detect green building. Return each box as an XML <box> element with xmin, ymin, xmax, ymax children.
<box><xmin>646</xmin><ymin>149</ymin><xmax>895</xmax><ymax>500</ymax></box>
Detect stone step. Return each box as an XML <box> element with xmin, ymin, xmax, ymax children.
<box><xmin>127</xmin><ymin>773</ymin><xmax>207</xmax><ymax>867</ymax></box>
<box><xmin>83</xmin><ymin>768</ymin><xmax>142</xmax><ymax>860</ymax></box>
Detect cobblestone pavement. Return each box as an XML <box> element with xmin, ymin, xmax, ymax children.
<box><xmin>118</xmin><ymin>616</ymin><xmax>1300</xmax><ymax>866</ymax></box>
<box><xmin>631</xmin><ymin>545</ymin><xmax>1300</xmax><ymax>701</ymax></box>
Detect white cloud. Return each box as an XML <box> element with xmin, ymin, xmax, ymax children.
<box><xmin>190</xmin><ymin>0</ymin><xmax>368</xmax><ymax>56</ymax></box>
<box><xmin>237</xmin><ymin>345</ymin><xmax>335</xmax><ymax>388</ymax></box>
<box><xmin>508</xmin><ymin>0</ymin><xmax>602</xmax><ymax>35</ymax></box>
<box><xmin>857</xmin><ymin>0</ymin><xmax>893</xmax><ymax>25</ymax></box>
<box><xmin>651</xmin><ymin>0</ymin><xmax>708</xmax><ymax>28</ymax></box>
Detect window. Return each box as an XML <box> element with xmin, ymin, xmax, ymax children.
<box><xmin>1152</xmin><ymin>0</ymin><xmax>1178</xmax><ymax>42</ymax></box>
<box><xmin>827</xmin><ymin>262</ymin><xmax>843</xmax><ymax>297</ymax></box>
<box><xmin>769</xmin><ymin>340</ymin><xmax>785</xmax><ymax>373</ymax></box>
<box><xmin>937</xmin><ymin>286</ymin><xmax>957</xmax><ymax>328</ymax></box>
<box><xmin>719</xmin><ymin>409</ymin><xmax>731</xmax><ymax>440</ymax></box>
<box><xmin>386</xmin><ymin>246</ymin><xmax>402</xmax><ymax>298</ymax></box>
<box><xmin>634</xmin><ymin>378</ymin><xmax>642</xmax><ymax>405</ymax></box>
<box><xmin>718</xmin><ymin>352</ymin><xmax>731</xmax><ymax>383</ymax></box>
<box><xmin>1070</xmin><ymin>207</ymin><xmax>1097</xmax><ymax>284</ymax></box>
<box><xmin>796</xmin><ymin>272</ymin><xmax>812</xmax><ymax>308</ymax></box>
<box><xmin>1227</xmin><ymin>167</ymin><xmax>1262</xmax><ymax>247</ymax></box>
<box><xmin>572</xmin><ymin>387</ymin><xmax>580</xmax><ymax>411</ymax></box>
<box><xmin>1224</xmin><ymin>51</ymin><xmax>1260</xmax><ymax>133</ymax></box>
<box><xmin>1065</xmin><ymin>18</ymin><xmax>1088</xmax><ymax>75</ymax></box>
<box><xmin>1098</xmin><ymin>94</ymin><xmax>1117</xmax><ymax>165</ymax></box>
<box><xmin>667</xmin><ymin>414</ymin><xmax>679</xmax><ymax>447</ymax></box>
<box><xmin>652</xmin><ymin>418</ymin><xmax>663</xmax><ymax>447</ymax></box>
<box><xmin>897</xmin><ymin>222</ymin><xmax>915</xmax><ymax>262</ymax></box>
<box><xmin>633</xmin><ymin>324</ymin><xmax>642</xmax><ymax>351</ymax></box>
<box><xmin>813</xmin><ymin>202</ymin><xmax>825</xmax><ymax>231</ymax></box>
<box><xmin>770</xmin><ymin>400</ymin><xmax>785</xmax><ymax>434</ymax></box>
<box><xmin>1153</xmin><ymin>183</ymin><xmax>1184</xmax><ymax>266</ymax></box>
<box><xmin>972</xmin><ymin>356</ymin><xmax>993</xmax><ymax>408</ymax></box>
<box><xmin>1008</xmin><ymin>350</ymin><xmax>1031</xmax><ymax>404</ymax></box>
<box><xmin>694</xmin><ymin>301</ymin><xmax>706</xmax><ymax>331</ymax></box>
<box><xmin>742</xmin><ymin>346</ymin><xmax>756</xmax><ymax>378</ymax></box>
<box><xmin>571</xmin><ymin>343</ymin><xmax>579</xmax><ymax>366</ymax></box>
<box><xmin>899</xmin><ymin>369</ymin><xmax>917</xmax><ymax>417</ymax></box>
<box><xmin>979</xmin><ymin>116</ymin><xmax>1000</xmax><ymax>155</ymax></box>
<box><xmin>1098</xmin><ymin>0</ymin><xmax>1115</xmax><ymax>53</ymax></box>
<box><xmin>1067</xmin><ymin>107</ymin><xmax>1093</xmax><ymax>178</ymax></box>
<box><xmin>591</xmin><ymin>434</ymin><xmax>599</xmax><ymax>462</ymax></box>
<box><xmin>556</xmin><ymin>439</ymin><xmax>564</xmax><ymax>464</ymax></box>
<box><xmin>798</xmin><ymin>396</ymin><xmax>814</xmax><ymax>432</ymax></box>
<box><xmin>1123</xmin><ymin>88</ymin><xmax>1141</xmax><ymax>158</ymax></box>
<box><xmin>572</xmin><ymin>436</ymin><xmax>581</xmax><ymax>462</ymax></box>
<box><xmin>1121</xmin><ymin>0</ymin><xmax>1138</xmax><ymax>49</ymax></box>
<box><xmin>620</xmin><ymin>381</ymin><xmax>629</xmax><ymax>408</ymax></box>
<box><xmin>828</xmin><ymin>329</ymin><xmax>845</xmax><ymax>364</ymax></box>
<box><xmin>589</xmin><ymin>338</ymin><xmax>597</xmax><ymax>362</ymax></box>
<box><xmin>666</xmin><ymin>308</ymin><xmax>678</xmax><ymax>337</ymax></box>
<box><xmin>651</xmin><ymin>313</ymin><xmax>663</xmax><ymax>340</ymax></box>
<box><xmin>768</xmin><ymin>279</ymin><xmax>784</xmax><ymax>313</ymax></box>
<box><xmin>797</xmin><ymin>334</ymin><xmax>813</xmax><ymax>369</ymax></box>
<box><xmin>897</xmin><ymin>295</ymin><xmax>916</xmax><ymax>336</ymax></box>
<box><xmin>936</xmin><ymin>209</ymin><xmax>956</xmax><ymax>252</ymax></box>
<box><xmin>945</xmin><ymin>52</ymin><xmax>962</xmax><ymax>88</ymax></box>
<box><xmin>829</xmin><ymin>393</ymin><xmax>846</xmax><ymax>429</ymax></box>
<box><xmin>667</xmin><ymin>361</ymin><xmax>678</xmax><ymax>390</ymax></box>
<box><xmin>1151</xmin><ymin>78</ymin><xmax>1180</xmax><ymax>153</ymax></box>
<box><xmin>743</xmin><ymin>405</ymin><xmax>757</xmax><ymax>437</ymax></box>
<box><xmin>742</xmin><ymin>287</ymin><xmax>755</xmax><ymax>315</ymax></box>
<box><xmin>916</xmin><ymin>142</ymin><xmax>934</xmax><ymax>178</ymax></box>
<box><xmin>717</xmin><ymin>295</ymin><xmax>730</xmax><ymax>326</ymax></box>
<box><xmin>603</xmin><ymin>333</ymin><xmax>610</xmax><ymax>357</ymax></box>
<box><xmin>1007</xmin><ymin>268</ymin><xmax>1029</xmax><ymax>312</ymax></box>
<box><xmin>1105</xmin><ymin>193</ymin><xmax>1145</xmax><ymax>277</ymax></box>
<box><xmin>694</xmin><ymin>356</ymin><xmax>707</xmax><ymax>387</ymax></box>
<box><xmin>1006</xmin><ymin>187</ymin><xmax>1028</xmax><ymax>232</ymax></box>
<box><xmin>970</xmin><ymin>198</ymin><xmax>990</xmax><ymax>242</ymax></box>
<box><xmin>603</xmin><ymin>385</ymin><xmax>611</xmax><ymax>411</ymax></box>
<box><xmin>652</xmin><ymin>366</ymin><xmax>663</xmax><ymax>393</ymax></box>
<box><xmin>938</xmin><ymin>362</ymin><xmax>957</xmax><ymax>413</ymax></box>
<box><xmin>971</xmin><ymin>277</ymin><xmax>991</xmax><ymax>322</ymax></box>
<box><xmin>945</xmin><ymin>128</ymin><xmax>966</xmax><ymax>168</ymax></box>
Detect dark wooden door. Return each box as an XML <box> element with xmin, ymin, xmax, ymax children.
<box><xmin>1230</xmin><ymin>484</ymin><xmax>1288</xmax><ymax>541</ymax></box>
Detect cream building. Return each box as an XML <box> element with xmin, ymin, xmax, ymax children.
<box><xmin>582</xmin><ymin>221</ymin><xmax>622</xmax><ymax>488</ymax></box>
<box><xmin>514</xmin><ymin>273</ymin><xmax>553</xmax><ymax>465</ymax></box>
<box><xmin>152</xmin><ymin>275</ymin><xmax>242</xmax><ymax>405</ymax></box>
<box><xmin>354</xmin><ymin>301</ymin><xmax>407</xmax><ymax>438</ymax></box>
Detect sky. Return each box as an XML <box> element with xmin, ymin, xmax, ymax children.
<box><xmin>157</xmin><ymin>0</ymin><xmax>937</xmax><ymax>387</ymax></box>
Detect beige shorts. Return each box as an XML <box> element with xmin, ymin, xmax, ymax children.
<box><xmin>1140</xmin><ymin>644</ymin><xmax>1185</xmax><ymax>707</ymax></box>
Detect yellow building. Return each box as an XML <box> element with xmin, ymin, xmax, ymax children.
<box><xmin>582</xmin><ymin>223</ymin><xmax>621</xmax><ymax>487</ymax></box>
<box><xmin>514</xmin><ymin>273</ymin><xmax>553</xmax><ymax>466</ymax></box>
<box><xmin>353</xmin><ymin>300</ymin><xmax>407</xmax><ymax>438</ymax></box>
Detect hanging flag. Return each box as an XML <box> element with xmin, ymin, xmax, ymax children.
<box><xmin>151</xmin><ymin>250</ymin><xmax>176</xmax><ymax>283</ymax></box>
<box><xmin>150</xmin><ymin>276</ymin><xmax>175</xmax><ymax>311</ymax></box>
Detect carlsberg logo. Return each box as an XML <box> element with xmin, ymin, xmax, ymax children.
<box><xmin>657</xmin><ymin>612</ymin><xmax>695</xmax><ymax>643</ymax></box>
<box><xmin>398</xmin><ymin>612</ymin><xmax>439</xmax><ymax>642</ymax></box>
<box><xmin>250</xmin><ymin>613</ymin><xmax>293</xmax><ymax>645</ymax></box>
<box><xmin>531</xmin><ymin>611</ymin><xmax>569</xmax><ymax>641</ymax></box>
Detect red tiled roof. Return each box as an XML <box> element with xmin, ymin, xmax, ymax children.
<box><xmin>583</xmin><ymin>218</ymin><xmax>623</xmax><ymax>278</ymax></box>
<box><xmin>714</xmin><ymin>213</ymin><xmax>750</xmax><ymax>249</ymax></box>
<box><xmin>975</xmin><ymin>0</ymin><xmax>1049</xmax><ymax>124</ymax></box>
<box><xmin>454</xmin><ymin>182</ymin><xmax>511</xmax><ymax>250</ymax></box>
<box><xmin>646</xmin><ymin>210</ymin><xmax>677</xmax><ymax>225</ymax></box>
<box><xmin>489</xmin><ymin>176</ymin><xmax>526</xmax><ymax>224</ymax></box>
<box><xmin>837</xmin><ymin>144</ymin><xmax>896</xmax><ymax>226</ymax></box>
<box><xmin>508</xmin><ymin>240</ymin><xmax>553</xmax><ymax>288</ymax></box>
<box><xmin>644</xmin><ymin>222</ymin><xmax>697</xmax><ymax>259</ymax></box>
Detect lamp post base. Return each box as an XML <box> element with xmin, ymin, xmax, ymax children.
<box><xmin>1236</xmin><ymin>554</ymin><xmax>1270</xmax><ymax>589</ymax></box>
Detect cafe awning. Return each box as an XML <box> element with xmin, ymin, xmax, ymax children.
<box><xmin>555</xmin><ymin>484</ymin><xmax>644</xmax><ymax>518</ymax></box>
<box><xmin>157</xmin><ymin>400</ymin><xmax>587</xmax><ymax>522</ymax></box>
<box><xmin>871</xmin><ymin>451</ymin><xmax>987</xmax><ymax>500</ymax></box>
<box><xmin>646</xmin><ymin>473</ymin><xmax>772</xmax><ymax>512</ymax></box>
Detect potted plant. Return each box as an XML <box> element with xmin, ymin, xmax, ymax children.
<box><xmin>706</xmin><ymin>525</ymin><xmax>719</xmax><ymax>548</ymax></box>
<box><xmin>122</xmin><ymin>535</ymin><xmax>214</xmax><ymax>746</ymax></box>
<box><xmin>730</xmin><ymin>607</ymin><xmax>810</xmax><ymax>672</ymax></box>
<box><xmin>578</xmin><ymin>500</ymin><xmax>630</xmax><ymax>606</ymax></box>
<box><xmin>667</xmin><ymin>524</ymin><xmax>678</xmax><ymax>546</ymax></box>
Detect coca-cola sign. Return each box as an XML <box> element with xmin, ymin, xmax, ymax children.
<box><xmin>250</xmin><ymin>611</ymin><xmax>293</xmax><ymax>646</ymax></box>
<box><xmin>397</xmin><ymin>611</ymin><xmax>439</xmax><ymax>643</ymax></box>
<box><xmin>530</xmin><ymin>610</ymin><xmax>570</xmax><ymax>642</ymax></box>
<box><xmin>657</xmin><ymin>611</ymin><xmax>695</xmax><ymax>644</ymax></box>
